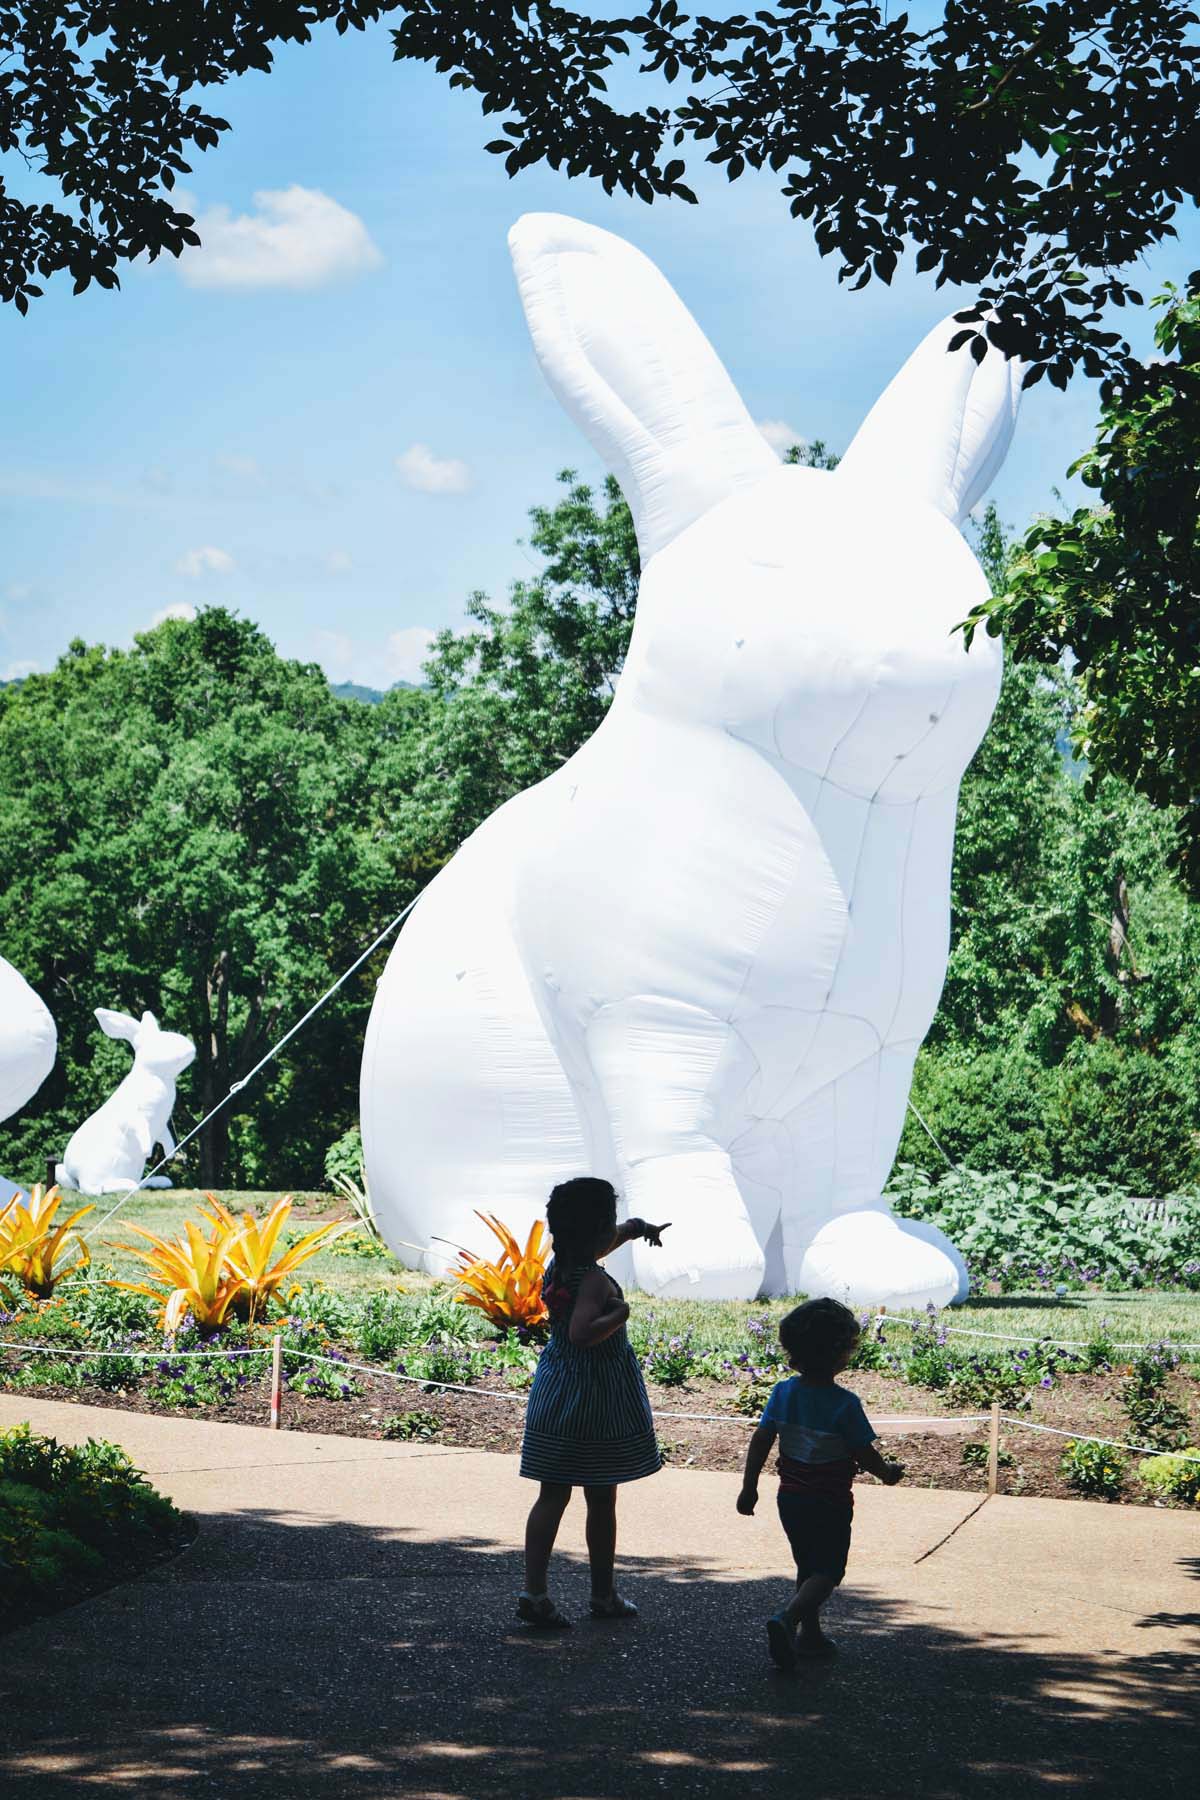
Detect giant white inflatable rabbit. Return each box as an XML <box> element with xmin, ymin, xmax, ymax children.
<box><xmin>362</xmin><ymin>213</ymin><xmax>1023</xmax><ymax>1309</ymax></box>
<box><xmin>0</xmin><ymin>956</ymin><xmax>57</xmax><ymax>1203</ymax></box>
<box><xmin>57</xmin><ymin>1009</ymin><xmax>195</xmax><ymax>1195</ymax></box>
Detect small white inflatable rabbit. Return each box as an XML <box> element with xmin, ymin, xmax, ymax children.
<box><xmin>0</xmin><ymin>955</ymin><xmax>57</xmax><ymax>1204</ymax></box>
<box><xmin>362</xmin><ymin>213</ymin><xmax>1023</xmax><ymax>1310</ymax></box>
<box><xmin>57</xmin><ymin>1009</ymin><xmax>195</xmax><ymax>1195</ymax></box>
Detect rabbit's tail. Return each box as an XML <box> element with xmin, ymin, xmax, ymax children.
<box><xmin>53</xmin><ymin>1162</ymin><xmax>68</xmax><ymax>1186</ymax></box>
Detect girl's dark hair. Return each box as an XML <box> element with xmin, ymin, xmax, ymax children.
<box><xmin>778</xmin><ymin>1297</ymin><xmax>861</xmax><ymax>1377</ymax></box>
<box><xmin>546</xmin><ymin>1176</ymin><xmax>617</xmax><ymax>1267</ymax></box>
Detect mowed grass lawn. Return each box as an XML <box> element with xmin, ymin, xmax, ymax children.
<box><xmin>67</xmin><ymin>1187</ymin><xmax>1200</xmax><ymax>1353</ymax></box>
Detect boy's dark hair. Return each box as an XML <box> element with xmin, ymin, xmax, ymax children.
<box><xmin>546</xmin><ymin>1176</ymin><xmax>618</xmax><ymax>1267</ymax></box>
<box><xmin>778</xmin><ymin>1297</ymin><xmax>861</xmax><ymax>1377</ymax></box>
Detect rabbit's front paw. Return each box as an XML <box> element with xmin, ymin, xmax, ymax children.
<box><xmin>797</xmin><ymin>1208</ymin><xmax>967</xmax><ymax>1311</ymax></box>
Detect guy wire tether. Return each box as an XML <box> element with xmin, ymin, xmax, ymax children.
<box><xmin>81</xmin><ymin>889</ymin><xmax>424</xmax><ymax>1242</ymax></box>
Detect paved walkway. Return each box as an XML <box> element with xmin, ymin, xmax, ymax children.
<box><xmin>1</xmin><ymin>1396</ymin><xmax>1196</xmax><ymax>1798</ymax></box>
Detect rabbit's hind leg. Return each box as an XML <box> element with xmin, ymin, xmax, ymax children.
<box><xmin>586</xmin><ymin>997</ymin><xmax>765</xmax><ymax>1301</ymax></box>
<box><xmin>362</xmin><ymin>903</ymin><xmax>588</xmax><ymax>1276</ymax></box>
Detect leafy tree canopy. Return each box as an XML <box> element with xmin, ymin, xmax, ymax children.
<box><xmin>2</xmin><ymin>2</ymin><xmax>1197</xmax><ymax>387</ymax></box>
<box><xmin>0</xmin><ymin>607</ymin><xmax>428</xmax><ymax>1186</ymax></box>
<box><xmin>963</xmin><ymin>280</ymin><xmax>1200</xmax><ymax>890</ymax></box>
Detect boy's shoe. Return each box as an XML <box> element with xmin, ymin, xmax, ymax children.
<box><xmin>590</xmin><ymin>1590</ymin><xmax>638</xmax><ymax>1619</ymax></box>
<box><xmin>766</xmin><ymin>1612</ymin><xmax>798</xmax><ymax>1672</ymax></box>
<box><xmin>796</xmin><ymin>1630</ymin><xmax>838</xmax><ymax>1659</ymax></box>
<box><xmin>517</xmin><ymin>1592</ymin><xmax>572</xmax><ymax>1628</ymax></box>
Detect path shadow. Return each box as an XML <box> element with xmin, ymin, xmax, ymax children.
<box><xmin>0</xmin><ymin>1508</ymin><xmax>1196</xmax><ymax>1798</ymax></box>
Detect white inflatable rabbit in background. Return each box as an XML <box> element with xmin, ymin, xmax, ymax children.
<box><xmin>362</xmin><ymin>213</ymin><xmax>1023</xmax><ymax>1309</ymax></box>
<box><xmin>57</xmin><ymin>1009</ymin><xmax>195</xmax><ymax>1195</ymax></box>
<box><xmin>0</xmin><ymin>955</ymin><xmax>57</xmax><ymax>1203</ymax></box>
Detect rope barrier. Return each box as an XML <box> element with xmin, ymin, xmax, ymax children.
<box><xmin>80</xmin><ymin>890</ymin><xmax>425</xmax><ymax>1244</ymax></box>
<box><xmin>996</xmin><ymin>1415</ymin><xmax>1200</xmax><ymax>1466</ymax></box>
<box><xmin>0</xmin><ymin>1343</ymin><xmax>264</xmax><ymax>1360</ymax></box>
<box><xmin>876</xmin><ymin>1314</ymin><xmax>1200</xmax><ymax>1352</ymax></box>
<box><xmin>5</xmin><ymin>1339</ymin><xmax>1196</xmax><ymax>1463</ymax></box>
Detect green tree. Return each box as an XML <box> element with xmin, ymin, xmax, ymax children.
<box><xmin>0</xmin><ymin>608</ymin><xmax>425</xmax><ymax>1188</ymax></box>
<box><xmin>414</xmin><ymin>468</ymin><xmax>639</xmax><ymax>841</ymax></box>
<box><xmin>964</xmin><ymin>280</ymin><xmax>1200</xmax><ymax>888</ymax></box>
<box><xmin>1</xmin><ymin>3</ymin><xmax>1195</xmax><ymax>388</ymax></box>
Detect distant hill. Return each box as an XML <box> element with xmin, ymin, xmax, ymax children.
<box><xmin>330</xmin><ymin>680</ymin><xmax>416</xmax><ymax>704</ymax></box>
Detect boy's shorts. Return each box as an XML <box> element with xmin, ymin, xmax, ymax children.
<box><xmin>777</xmin><ymin>1492</ymin><xmax>853</xmax><ymax>1583</ymax></box>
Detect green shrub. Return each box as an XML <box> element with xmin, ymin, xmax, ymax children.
<box><xmin>1121</xmin><ymin>1344</ymin><xmax>1190</xmax><ymax>1450</ymax></box>
<box><xmin>961</xmin><ymin>1441</ymin><xmax>1015</xmax><ymax>1471</ymax></box>
<box><xmin>729</xmin><ymin>1375</ymin><xmax>774</xmax><ymax>1417</ymax></box>
<box><xmin>0</xmin><ymin>1424</ymin><xmax>181</xmax><ymax>1627</ymax></box>
<box><xmin>898</xmin><ymin>1049</ymin><xmax>1055</xmax><ymax>1175</ymax></box>
<box><xmin>1136</xmin><ymin>1449</ymin><xmax>1200</xmax><ymax>1505</ymax></box>
<box><xmin>642</xmin><ymin>1333</ymin><xmax>697</xmax><ymax>1386</ymax></box>
<box><xmin>896</xmin><ymin>1042</ymin><xmax>1198</xmax><ymax>1196</ymax></box>
<box><xmin>63</xmin><ymin>1278</ymin><xmax>155</xmax><ymax>1344</ymax></box>
<box><xmin>1049</xmin><ymin>1041</ymin><xmax>1197</xmax><ymax>1194</ymax></box>
<box><xmin>323</xmin><ymin>1127</ymin><xmax>364</xmax><ymax>1190</ymax></box>
<box><xmin>283</xmin><ymin>1282</ymin><xmax>354</xmax><ymax>1340</ymax></box>
<box><xmin>354</xmin><ymin>1293</ymin><xmax>416</xmax><ymax>1363</ymax></box>
<box><xmin>1059</xmin><ymin>1438</ymin><xmax>1127</xmax><ymax>1498</ymax></box>
<box><xmin>286</xmin><ymin>1359</ymin><xmax>360</xmax><ymax>1401</ymax></box>
<box><xmin>886</xmin><ymin>1163</ymin><xmax>1200</xmax><ymax>1289</ymax></box>
<box><xmin>402</xmin><ymin>1340</ymin><xmax>486</xmax><ymax>1387</ymax></box>
<box><xmin>409</xmin><ymin>1290</ymin><xmax>487</xmax><ymax>1345</ymax></box>
<box><xmin>381</xmin><ymin>1410</ymin><xmax>441</xmax><ymax>1441</ymax></box>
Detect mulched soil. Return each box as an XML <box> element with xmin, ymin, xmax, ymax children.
<box><xmin>5</xmin><ymin>1360</ymin><xmax>1196</xmax><ymax>1510</ymax></box>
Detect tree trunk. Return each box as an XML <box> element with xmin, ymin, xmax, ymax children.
<box><xmin>197</xmin><ymin>950</ymin><xmax>231</xmax><ymax>1190</ymax></box>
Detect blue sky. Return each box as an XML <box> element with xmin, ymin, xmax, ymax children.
<box><xmin>2</xmin><ymin>17</ymin><xmax>1197</xmax><ymax>689</ymax></box>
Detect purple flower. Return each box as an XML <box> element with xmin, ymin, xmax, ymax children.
<box><xmin>1040</xmin><ymin>1374</ymin><xmax>1052</xmax><ymax>1388</ymax></box>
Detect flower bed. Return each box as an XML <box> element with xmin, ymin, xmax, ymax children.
<box><xmin>2</xmin><ymin>1277</ymin><xmax>1196</xmax><ymax>1511</ymax></box>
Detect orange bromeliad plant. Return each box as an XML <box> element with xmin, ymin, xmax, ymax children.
<box><xmin>0</xmin><ymin>1184</ymin><xmax>94</xmax><ymax>1299</ymax></box>
<box><xmin>452</xmin><ymin>1213</ymin><xmax>550</xmax><ymax>1336</ymax></box>
<box><xmin>111</xmin><ymin>1211</ymin><xmax>246</xmax><ymax>1335</ymax></box>
<box><xmin>200</xmin><ymin>1195</ymin><xmax>353</xmax><ymax>1325</ymax></box>
<box><xmin>113</xmin><ymin>1196</ymin><xmax>353</xmax><ymax>1333</ymax></box>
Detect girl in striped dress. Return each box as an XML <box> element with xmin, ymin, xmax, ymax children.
<box><xmin>518</xmin><ymin>1176</ymin><xmax>669</xmax><ymax>1628</ymax></box>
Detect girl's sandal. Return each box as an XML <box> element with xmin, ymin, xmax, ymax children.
<box><xmin>517</xmin><ymin>1592</ymin><xmax>572</xmax><ymax>1629</ymax></box>
<box><xmin>590</xmin><ymin>1591</ymin><xmax>638</xmax><ymax>1619</ymax></box>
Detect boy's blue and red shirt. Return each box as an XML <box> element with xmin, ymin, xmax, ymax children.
<box><xmin>758</xmin><ymin>1378</ymin><xmax>877</xmax><ymax>1505</ymax></box>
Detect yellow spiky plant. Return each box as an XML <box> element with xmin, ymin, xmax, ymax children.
<box><xmin>111</xmin><ymin>1211</ymin><xmax>247</xmax><ymax>1335</ymax></box>
<box><xmin>0</xmin><ymin>1184</ymin><xmax>93</xmax><ymax>1300</ymax></box>
<box><xmin>200</xmin><ymin>1195</ymin><xmax>353</xmax><ymax>1325</ymax></box>
<box><xmin>452</xmin><ymin>1213</ymin><xmax>550</xmax><ymax>1336</ymax></box>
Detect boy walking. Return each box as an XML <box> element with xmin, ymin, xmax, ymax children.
<box><xmin>736</xmin><ymin>1297</ymin><xmax>903</xmax><ymax>1669</ymax></box>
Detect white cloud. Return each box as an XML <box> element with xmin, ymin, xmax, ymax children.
<box><xmin>757</xmin><ymin>419</ymin><xmax>807</xmax><ymax>457</ymax></box>
<box><xmin>176</xmin><ymin>545</ymin><xmax>235</xmax><ymax>579</ymax></box>
<box><xmin>396</xmin><ymin>443</ymin><xmax>472</xmax><ymax>496</ymax></box>
<box><xmin>180</xmin><ymin>186</ymin><xmax>384</xmax><ymax>291</ymax></box>
<box><xmin>324</xmin><ymin>549</ymin><xmax>353</xmax><ymax>576</ymax></box>
<box><xmin>383</xmin><ymin>626</ymin><xmax>436</xmax><ymax>685</ymax></box>
<box><xmin>1</xmin><ymin>659</ymin><xmax>38</xmax><ymax>682</ymax></box>
<box><xmin>149</xmin><ymin>602</ymin><xmax>197</xmax><ymax>628</ymax></box>
<box><xmin>4</xmin><ymin>582</ymin><xmax>32</xmax><ymax>603</ymax></box>
<box><xmin>215</xmin><ymin>453</ymin><xmax>265</xmax><ymax>484</ymax></box>
<box><xmin>312</xmin><ymin>625</ymin><xmax>435</xmax><ymax>690</ymax></box>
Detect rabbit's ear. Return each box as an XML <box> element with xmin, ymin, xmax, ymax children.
<box><xmin>95</xmin><ymin>1008</ymin><xmax>138</xmax><ymax>1042</ymax></box>
<box><xmin>836</xmin><ymin>317</ymin><xmax>1024</xmax><ymax>527</ymax></box>
<box><xmin>140</xmin><ymin>1010</ymin><xmax>159</xmax><ymax>1033</ymax></box>
<box><xmin>509</xmin><ymin>213</ymin><xmax>777</xmax><ymax>563</ymax></box>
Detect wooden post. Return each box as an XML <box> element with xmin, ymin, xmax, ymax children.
<box><xmin>987</xmin><ymin>1400</ymin><xmax>1001</xmax><ymax>1496</ymax></box>
<box><xmin>269</xmin><ymin>1334</ymin><xmax>283</xmax><ymax>1430</ymax></box>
